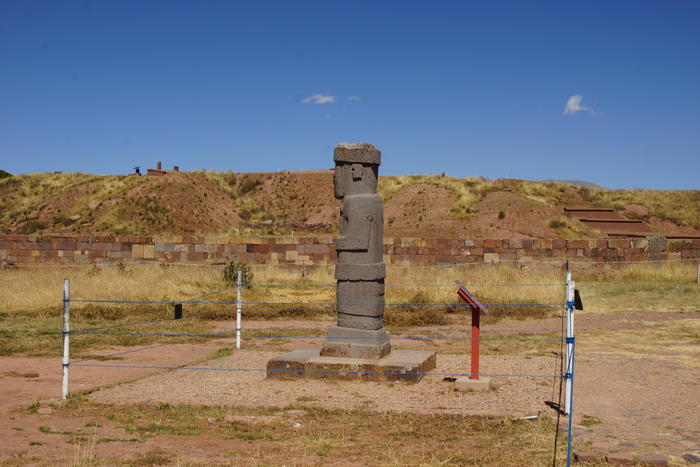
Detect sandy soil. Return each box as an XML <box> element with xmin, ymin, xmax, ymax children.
<box><xmin>1</xmin><ymin>313</ymin><xmax>698</xmax><ymax>463</ymax></box>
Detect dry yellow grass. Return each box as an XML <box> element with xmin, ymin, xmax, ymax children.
<box><xmin>249</xmin><ymin>262</ymin><xmax>565</xmax><ymax>308</ymax></box>
<box><xmin>0</xmin><ymin>172</ymin><xmax>147</xmax><ymax>234</ymax></box>
<box><xmin>6</xmin><ymin>260</ymin><xmax>694</xmax><ymax>321</ymax></box>
<box><xmin>580</xmin><ymin>186</ymin><xmax>700</xmax><ymax>228</ymax></box>
<box><xmin>575</xmin><ymin>262</ymin><xmax>700</xmax><ymax>314</ymax></box>
<box><xmin>379</xmin><ymin>175</ymin><xmax>494</xmax><ymax>218</ymax></box>
<box><xmin>547</xmin><ymin>215</ymin><xmax>602</xmax><ymax>238</ymax></box>
<box><xmin>3</xmin><ymin>170</ymin><xmax>699</xmax><ymax>238</ymax></box>
<box><xmin>0</xmin><ymin>264</ymin><xmax>222</xmax><ymax>317</ymax></box>
<box><xmin>2</xmin><ymin>261</ymin><xmax>696</xmax><ymax>356</ymax></box>
<box><xmin>0</xmin><ymin>263</ymin><xmax>567</xmax><ymax>355</ymax></box>
<box><xmin>579</xmin><ymin>319</ymin><xmax>700</xmax><ymax>369</ymax></box>
<box><xmin>44</xmin><ymin>400</ymin><xmax>566</xmax><ymax>466</ymax></box>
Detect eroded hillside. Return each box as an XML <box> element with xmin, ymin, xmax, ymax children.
<box><xmin>1</xmin><ymin>170</ymin><xmax>698</xmax><ymax>239</ymax></box>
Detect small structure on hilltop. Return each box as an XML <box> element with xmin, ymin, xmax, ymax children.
<box><xmin>147</xmin><ymin>161</ymin><xmax>181</xmax><ymax>176</ymax></box>
<box><xmin>267</xmin><ymin>142</ymin><xmax>436</xmax><ymax>382</ymax></box>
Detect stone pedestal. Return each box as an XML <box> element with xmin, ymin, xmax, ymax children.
<box><xmin>266</xmin><ymin>348</ymin><xmax>436</xmax><ymax>383</ymax></box>
<box><xmin>454</xmin><ymin>376</ymin><xmax>492</xmax><ymax>392</ymax></box>
<box><xmin>266</xmin><ymin>142</ymin><xmax>437</xmax><ymax>383</ymax></box>
<box><xmin>320</xmin><ymin>326</ymin><xmax>390</xmax><ymax>359</ymax></box>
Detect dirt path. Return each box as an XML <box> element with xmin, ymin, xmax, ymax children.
<box><xmin>1</xmin><ymin>313</ymin><xmax>698</xmax><ymax>463</ymax></box>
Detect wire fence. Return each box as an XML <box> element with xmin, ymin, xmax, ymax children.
<box><xmin>5</xmin><ymin>255</ymin><xmax>698</xmax><ymax>269</ymax></box>
<box><xmin>59</xmin><ymin>270</ymin><xmax>578</xmax><ymax>466</ymax></box>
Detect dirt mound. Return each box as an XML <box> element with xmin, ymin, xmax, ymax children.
<box><xmin>385</xmin><ymin>183</ymin><xmax>455</xmax><ymax>236</ymax></box>
<box><xmin>251</xmin><ymin>171</ymin><xmax>336</xmax><ymax>224</ymax></box>
<box><xmin>1</xmin><ymin>170</ymin><xmax>698</xmax><ymax>239</ymax></box>
<box><xmin>0</xmin><ymin>172</ymin><xmax>245</xmax><ymax>235</ymax></box>
<box><xmin>460</xmin><ymin>191</ymin><xmax>562</xmax><ymax>238</ymax></box>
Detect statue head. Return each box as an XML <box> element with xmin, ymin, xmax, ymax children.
<box><xmin>333</xmin><ymin>143</ymin><xmax>381</xmax><ymax>199</ymax></box>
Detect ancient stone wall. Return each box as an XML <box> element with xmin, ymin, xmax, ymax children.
<box><xmin>1</xmin><ymin>234</ymin><xmax>698</xmax><ymax>266</ymax></box>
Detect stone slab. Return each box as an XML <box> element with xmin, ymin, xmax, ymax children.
<box><xmin>454</xmin><ymin>376</ymin><xmax>492</xmax><ymax>392</ymax></box>
<box><xmin>267</xmin><ymin>348</ymin><xmax>436</xmax><ymax>383</ymax></box>
<box><xmin>573</xmin><ymin>451</ymin><xmax>603</xmax><ymax>463</ymax></box>
<box><xmin>638</xmin><ymin>454</ymin><xmax>668</xmax><ymax>466</ymax></box>
<box><xmin>320</xmin><ymin>325</ymin><xmax>391</xmax><ymax>359</ymax></box>
<box><xmin>606</xmin><ymin>453</ymin><xmax>636</xmax><ymax>465</ymax></box>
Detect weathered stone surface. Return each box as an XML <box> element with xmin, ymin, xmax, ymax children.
<box><xmin>321</xmin><ymin>326</ymin><xmax>390</xmax><ymax>359</ymax></box>
<box><xmin>267</xmin><ymin>348</ymin><xmax>436</xmax><ymax>382</ymax></box>
<box><xmin>454</xmin><ymin>376</ymin><xmax>491</xmax><ymax>392</ymax></box>
<box><xmin>325</xmin><ymin>142</ymin><xmax>388</xmax><ymax>351</ymax></box>
<box><xmin>637</xmin><ymin>453</ymin><xmax>668</xmax><ymax>466</ymax></box>
<box><xmin>1</xmin><ymin>233</ymin><xmax>699</xmax><ymax>266</ymax></box>
<box><xmin>573</xmin><ymin>451</ymin><xmax>603</xmax><ymax>463</ymax></box>
<box><xmin>606</xmin><ymin>453</ymin><xmax>636</xmax><ymax>465</ymax></box>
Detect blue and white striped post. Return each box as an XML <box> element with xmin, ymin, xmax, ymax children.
<box><xmin>62</xmin><ymin>278</ymin><xmax>71</xmax><ymax>399</ymax></box>
<box><xmin>564</xmin><ymin>263</ymin><xmax>576</xmax><ymax>466</ymax></box>
<box><xmin>236</xmin><ymin>270</ymin><xmax>242</xmax><ymax>350</ymax></box>
<box><xmin>565</xmin><ymin>266</ymin><xmax>575</xmax><ymax>415</ymax></box>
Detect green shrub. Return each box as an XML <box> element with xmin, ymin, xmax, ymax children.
<box><xmin>17</xmin><ymin>220</ymin><xmax>47</xmax><ymax>234</ymax></box>
<box><xmin>0</xmin><ymin>170</ymin><xmax>12</xmax><ymax>179</ymax></box>
<box><xmin>239</xmin><ymin>176</ymin><xmax>261</xmax><ymax>195</ymax></box>
<box><xmin>223</xmin><ymin>258</ymin><xmax>253</xmax><ymax>287</ymax></box>
<box><xmin>386</xmin><ymin>291</ymin><xmax>448</xmax><ymax>327</ymax></box>
<box><xmin>548</xmin><ymin>218</ymin><xmax>566</xmax><ymax>229</ymax></box>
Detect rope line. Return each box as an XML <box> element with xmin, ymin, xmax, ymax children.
<box><xmin>185</xmin><ymin>285</ymin><xmax>236</xmax><ymax>302</ymax></box>
<box><xmin>71</xmin><ymin>323</ymin><xmax>562</xmax><ymax>335</ymax></box>
<box><xmin>74</xmin><ymin>307</ymin><xmax>234</xmax><ymax>333</ymax></box>
<box><xmin>69</xmin><ymin>298</ymin><xmax>566</xmax><ymax>306</ymax></box>
<box><xmin>218</xmin><ymin>306</ymin><xmax>563</xmax><ymax>312</ymax></box>
<box><xmin>69</xmin><ymin>342</ymin><xmax>178</xmax><ymax>364</ymax></box>
<box><xmin>67</xmin><ymin>330</ymin><xmax>565</xmax><ymax>342</ymax></box>
<box><xmin>208</xmin><ymin>327</ymin><xmax>563</xmax><ymax>334</ymax></box>
<box><xmin>7</xmin><ymin>256</ymin><xmax>698</xmax><ymax>269</ymax></box>
<box><xmin>68</xmin><ymin>307</ymin><xmax>562</xmax><ymax>335</ymax></box>
<box><xmin>67</xmin><ymin>362</ymin><xmax>564</xmax><ymax>379</ymax></box>
<box><xmin>245</xmin><ymin>283</ymin><xmax>566</xmax><ymax>288</ymax></box>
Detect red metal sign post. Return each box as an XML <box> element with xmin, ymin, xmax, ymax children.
<box><xmin>455</xmin><ymin>281</ymin><xmax>490</xmax><ymax>391</ymax></box>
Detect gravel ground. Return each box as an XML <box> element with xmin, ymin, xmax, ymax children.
<box><xmin>85</xmin><ymin>314</ymin><xmax>700</xmax><ymax>458</ymax></box>
<box><xmin>91</xmin><ymin>351</ymin><xmax>558</xmax><ymax>417</ymax></box>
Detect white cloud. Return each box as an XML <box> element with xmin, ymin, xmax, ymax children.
<box><xmin>346</xmin><ymin>96</ymin><xmax>361</xmax><ymax>102</ymax></box>
<box><xmin>324</xmin><ymin>113</ymin><xmax>333</xmax><ymax>119</ymax></box>
<box><xmin>563</xmin><ymin>94</ymin><xmax>593</xmax><ymax>115</ymax></box>
<box><xmin>300</xmin><ymin>93</ymin><xmax>335</xmax><ymax>104</ymax></box>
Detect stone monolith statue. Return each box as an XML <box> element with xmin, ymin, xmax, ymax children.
<box><xmin>320</xmin><ymin>143</ymin><xmax>391</xmax><ymax>359</ymax></box>
<box><xmin>266</xmin><ymin>142</ymin><xmax>435</xmax><ymax>382</ymax></box>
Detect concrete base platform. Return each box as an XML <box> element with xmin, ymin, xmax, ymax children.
<box><xmin>320</xmin><ymin>326</ymin><xmax>391</xmax><ymax>359</ymax></box>
<box><xmin>454</xmin><ymin>376</ymin><xmax>491</xmax><ymax>392</ymax></box>
<box><xmin>266</xmin><ymin>348</ymin><xmax>436</xmax><ymax>383</ymax></box>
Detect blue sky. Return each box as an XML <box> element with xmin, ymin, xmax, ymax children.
<box><xmin>1</xmin><ymin>1</ymin><xmax>698</xmax><ymax>189</ymax></box>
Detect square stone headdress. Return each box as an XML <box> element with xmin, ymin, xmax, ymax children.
<box><xmin>334</xmin><ymin>142</ymin><xmax>381</xmax><ymax>165</ymax></box>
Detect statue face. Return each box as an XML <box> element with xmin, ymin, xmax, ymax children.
<box><xmin>335</xmin><ymin>163</ymin><xmax>374</xmax><ymax>198</ymax></box>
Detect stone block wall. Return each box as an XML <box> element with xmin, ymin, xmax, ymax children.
<box><xmin>0</xmin><ymin>234</ymin><xmax>698</xmax><ymax>266</ymax></box>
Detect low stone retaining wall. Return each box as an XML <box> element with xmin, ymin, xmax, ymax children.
<box><xmin>1</xmin><ymin>234</ymin><xmax>698</xmax><ymax>266</ymax></box>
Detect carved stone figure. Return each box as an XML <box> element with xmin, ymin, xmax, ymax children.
<box><xmin>265</xmin><ymin>142</ymin><xmax>436</xmax><ymax>381</ymax></box>
<box><xmin>320</xmin><ymin>143</ymin><xmax>391</xmax><ymax>359</ymax></box>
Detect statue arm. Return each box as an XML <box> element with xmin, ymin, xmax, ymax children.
<box><xmin>336</xmin><ymin>199</ymin><xmax>371</xmax><ymax>251</ymax></box>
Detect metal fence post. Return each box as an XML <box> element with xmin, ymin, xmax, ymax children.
<box><xmin>236</xmin><ymin>270</ymin><xmax>242</xmax><ymax>350</ymax></box>
<box><xmin>62</xmin><ymin>278</ymin><xmax>70</xmax><ymax>400</ymax></box>
<box><xmin>566</xmin><ymin>341</ymin><xmax>576</xmax><ymax>467</ymax></box>
<box><xmin>565</xmin><ymin>265</ymin><xmax>575</xmax><ymax>415</ymax></box>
